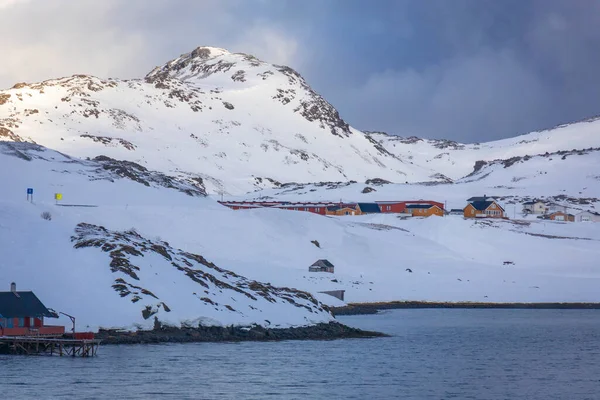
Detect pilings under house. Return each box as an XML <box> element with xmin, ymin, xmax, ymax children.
<box><xmin>0</xmin><ymin>336</ymin><xmax>101</xmax><ymax>357</ymax></box>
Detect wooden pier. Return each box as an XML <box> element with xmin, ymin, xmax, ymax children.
<box><xmin>0</xmin><ymin>336</ymin><xmax>101</xmax><ymax>357</ymax></box>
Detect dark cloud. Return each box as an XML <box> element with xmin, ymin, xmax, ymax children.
<box><xmin>1</xmin><ymin>0</ymin><xmax>598</xmax><ymax>143</ymax></box>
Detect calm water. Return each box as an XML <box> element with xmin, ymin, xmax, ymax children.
<box><xmin>1</xmin><ymin>309</ymin><xmax>599</xmax><ymax>399</ymax></box>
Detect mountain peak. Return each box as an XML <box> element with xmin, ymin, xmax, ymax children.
<box><xmin>189</xmin><ymin>46</ymin><xmax>231</xmax><ymax>59</ymax></box>
<box><xmin>145</xmin><ymin>45</ymin><xmax>255</xmax><ymax>83</ymax></box>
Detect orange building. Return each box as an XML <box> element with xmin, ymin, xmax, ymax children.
<box><xmin>548</xmin><ymin>211</ymin><xmax>575</xmax><ymax>222</ymax></box>
<box><xmin>464</xmin><ymin>199</ymin><xmax>505</xmax><ymax>218</ymax></box>
<box><xmin>406</xmin><ymin>204</ymin><xmax>444</xmax><ymax>217</ymax></box>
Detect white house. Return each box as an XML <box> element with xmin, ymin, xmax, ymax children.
<box><xmin>576</xmin><ymin>211</ymin><xmax>600</xmax><ymax>222</ymax></box>
<box><xmin>522</xmin><ymin>200</ymin><xmax>546</xmax><ymax>214</ymax></box>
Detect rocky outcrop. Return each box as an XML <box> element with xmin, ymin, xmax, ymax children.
<box><xmin>95</xmin><ymin>321</ymin><xmax>387</xmax><ymax>344</ymax></box>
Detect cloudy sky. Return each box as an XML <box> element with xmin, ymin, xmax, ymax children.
<box><xmin>1</xmin><ymin>0</ymin><xmax>599</xmax><ymax>142</ymax></box>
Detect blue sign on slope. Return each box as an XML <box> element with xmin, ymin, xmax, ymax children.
<box><xmin>27</xmin><ymin>188</ymin><xmax>33</xmax><ymax>194</ymax></box>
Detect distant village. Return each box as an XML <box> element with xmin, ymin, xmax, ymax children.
<box><xmin>219</xmin><ymin>195</ymin><xmax>600</xmax><ymax>223</ymax></box>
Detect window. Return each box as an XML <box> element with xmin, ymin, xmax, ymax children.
<box><xmin>18</xmin><ymin>318</ymin><xmax>25</xmax><ymax>327</ymax></box>
<box><xmin>387</xmin><ymin>206</ymin><xmax>391</xmax><ymax>211</ymax></box>
<box><xmin>471</xmin><ymin>209</ymin><xmax>474</xmax><ymax>215</ymax></box>
<box><xmin>315</xmin><ymin>208</ymin><xmax>320</xmax><ymax>212</ymax></box>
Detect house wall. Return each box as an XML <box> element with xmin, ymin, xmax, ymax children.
<box><xmin>464</xmin><ymin>204</ymin><xmax>477</xmax><ymax>218</ymax></box>
<box><xmin>318</xmin><ymin>290</ymin><xmax>345</xmax><ymax>301</ymax></box>
<box><xmin>523</xmin><ymin>203</ymin><xmax>546</xmax><ymax>214</ymax></box>
<box><xmin>308</xmin><ymin>267</ymin><xmax>334</xmax><ymax>273</ymax></box>
<box><xmin>484</xmin><ymin>202</ymin><xmax>504</xmax><ymax>218</ymax></box>
<box><xmin>576</xmin><ymin>212</ymin><xmax>600</xmax><ymax>222</ymax></box>
<box><xmin>464</xmin><ymin>203</ymin><xmax>504</xmax><ymax>218</ymax></box>
<box><xmin>409</xmin><ymin>206</ymin><xmax>444</xmax><ymax>217</ymax></box>
<box><xmin>0</xmin><ymin>317</ymin><xmax>63</xmax><ymax>337</ymax></box>
<box><xmin>423</xmin><ymin>206</ymin><xmax>444</xmax><ymax>217</ymax></box>
<box><xmin>550</xmin><ymin>212</ymin><xmax>574</xmax><ymax>222</ymax></box>
<box><xmin>305</xmin><ymin>207</ymin><xmax>327</xmax><ymax>215</ymax></box>
<box><xmin>405</xmin><ymin>200</ymin><xmax>445</xmax><ymax>210</ymax></box>
<box><xmin>377</xmin><ymin>203</ymin><xmax>406</xmax><ymax>213</ymax></box>
<box><xmin>326</xmin><ymin>207</ymin><xmax>360</xmax><ymax>216</ymax></box>
<box><xmin>1</xmin><ymin>325</ymin><xmax>65</xmax><ymax>337</ymax></box>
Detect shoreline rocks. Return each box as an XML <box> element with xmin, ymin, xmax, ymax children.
<box><xmin>95</xmin><ymin>321</ymin><xmax>388</xmax><ymax>345</ymax></box>
<box><xmin>331</xmin><ymin>301</ymin><xmax>600</xmax><ymax>316</ymax></box>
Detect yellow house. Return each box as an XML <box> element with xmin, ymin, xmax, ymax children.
<box><xmin>464</xmin><ymin>199</ymin><xmax>505</xmax><ymax>218</ymax></box>
<box><xmin>326</xmin><ymin>204</ymin><xmax>361</xmax><ymax>216</ymax></box>
<box><xmin>406</xmin><ymin>204</ymin><xmax>444</xmax><ymax>217</ymax></box>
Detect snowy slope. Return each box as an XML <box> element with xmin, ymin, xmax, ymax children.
<box><xmin>0</xmin><ymin>142</ymin><xmax>333</xmax><ymax>331</ymax></box>
<box><xmin>2</xmin><ymin>142</ymin><xmax>600</xmax><ymax>333</ymax></box>
<box><xmin>366</xmin><ymin>116</ymin><xmax>600</xmax><ymax>181</ymax></box>
<box><xmin>0</xmin><ymin>46</ymin><xmax>434</xmax><ymax>195</ymax></box>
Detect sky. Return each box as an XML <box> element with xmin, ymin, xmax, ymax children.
<box><xmin>1</xmin><ymin>0</ymin><xmax>599</xmax><ymax>143</ymax></box>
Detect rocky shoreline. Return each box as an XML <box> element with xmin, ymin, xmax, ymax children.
<box><xmin>331</xmin><ymin>301</ymin><xmax>600</xmax><ymax>316</ymax></box>
<box><xmin>95</xmin><ymin>321</ymin><xmax>387</xmax><ymax>345</ymax></box>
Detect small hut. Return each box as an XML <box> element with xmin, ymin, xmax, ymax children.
<box><xmin>309</xmin><ymin>259</ymin><xmax>335</xmax><ymax>273</ymax></box>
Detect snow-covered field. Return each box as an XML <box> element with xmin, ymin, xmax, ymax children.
<box><xmin>2</xmin><ymin>45</ymin><xmax>600</xmax><ymax>332</ymax></box>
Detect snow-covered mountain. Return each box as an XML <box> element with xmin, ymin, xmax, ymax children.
<box><xmin>2</xmin><ymin>45</ymin><xmax>599</xmax><ymax>198</ymax></box>
<box><xmin>2</xmin><ymin>45</ymin><xmax>600</xmax><ymax>332</ymax></box>
<box><xmin>0</xmin><ymin>46</ymin><xmax>436</xmax><ymax>195</ymax></box>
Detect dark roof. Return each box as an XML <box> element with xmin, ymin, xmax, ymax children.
<box><xmin>357</xmin><ymin>203</ymin><xmax>381</xmax><ymax>213</ymax></box>
<box><xmin>467</xmin><ymin>196</ymin><xmax>495</xmax><ymax>202</ymax></box>
<box><xmin>0</xmin><ymin>291</ymin><xmax>56</xmax><ymax>318</ymax></box>
<box><xmin>311</xmin><ymin>259</ymin><xmax>335</xmax><ymax>268</ymax></box>
<box><xmin>406</xmin><ymin>204</ymin><xmax>434</xmax><ymax>209</ymax></box>
<box><xmin>579</xmin><ymin>210</ymin><xmax>600</xmax><ymax>216</ymax></box>
<box><xmin>469</xmin><ymin>200</ymin><xmax>495</xmax><ymax>211</ymax></box>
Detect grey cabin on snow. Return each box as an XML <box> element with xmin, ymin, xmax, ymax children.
<box><xmin>309</xmin><ymin>259</ymin><xmax>335</xmax><ymax>273</ymax></box>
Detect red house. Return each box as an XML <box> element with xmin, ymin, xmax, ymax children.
<box><xmin>376</xmin><ymin>201</ymin><xmax>406</xmax><ymax>213</ymax></box>
<box><xmin>274</xmin><ymin>203</ymin><xmax>332</xmax><ymax>215</ymax></box>
<box><xmin>376</xmin><ymin>200</ymin><xmax>445</xmax><ymax>213</ymax></box>
<box><xmin>0</xmin><ymin>283</ymin><xmax>65</xmax><ymax>337</ymax></box>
